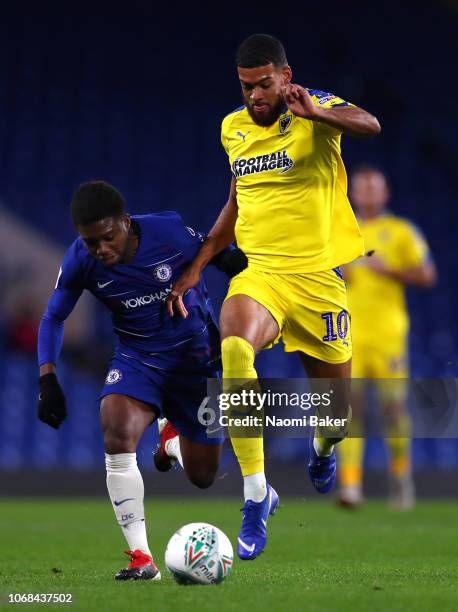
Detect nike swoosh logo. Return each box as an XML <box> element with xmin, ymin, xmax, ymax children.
<box><xmin>206</xmin><ymin>426</ymin><xmax>223</xmax><ymax>435</ymax></box>
<box><xmin>237</xmin><ymin>538</ymin><xmax>255</xmax><ymax>553</ymax></box>
<box><xmin>113</xmin><ymin>498</ymin><xmax>134</xmax><ymax>507</ymax></box>
<box><xmin>98</xmin><ymin>280</ymin><xmax>114</xmax><ymax>289</ymax></box>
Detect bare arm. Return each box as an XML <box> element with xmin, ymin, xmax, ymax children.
<box><xmin>313</xmin><ymin>105</ymin><xmax>381</xmax><ymax>138</ymax></box>
<box><xmin>384</xmin><ymin>261</ymin><xmax>437</xmax><ymax>288</ymax></box>
<box><xmin>188</xmin><ymin>177</ymin><xmax>238</xmax><ymax>272</ymax></box>
<box><xmin>281</xmin><ymin>84</ymin><xmax>381</xmax><ymax>138</ymax></box>
<box><xmin>166</xmin><ymin>178</ymin><xmax>238</xmax><ymax>317</ymax></box>
<box><xmin>368</xmin><ymin>256</ymin><xmax>437</xmax><ymax>288</ymax></box>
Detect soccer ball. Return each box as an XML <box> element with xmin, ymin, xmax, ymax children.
<box><xmin>165</xmin><ymin>522</ymin><xmax>233</xmax><ymax>585</ymax></box>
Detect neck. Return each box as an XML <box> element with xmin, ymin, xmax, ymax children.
<box><xmin>123</xmin><ymin>226</ymin><xmax>139</xmax><ymax>262</ymax></box>
<box><xmin>359</xmin><ymin>210</ymin><xmax>383</xmax><ymax>221</ymax></box>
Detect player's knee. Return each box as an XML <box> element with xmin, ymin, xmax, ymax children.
<box><xmin>103</xmin><ymin>429</ymin><xmax>136</xmax><ymax>454</ymax></box>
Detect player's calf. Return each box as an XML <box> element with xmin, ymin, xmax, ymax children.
<box><xmin>184</xmin><ymin>463</ymin><xmax>217</xmax><ymax>489</ymax></box>
<box><xmin>154</xmin><ymin>419</ymin><xmax>221</xmax><ymax>488</ymax></box>
<box><xmin>180</xmin><ymin>435</ymin><xmax>222</xmax><ymax>490</ymax></box>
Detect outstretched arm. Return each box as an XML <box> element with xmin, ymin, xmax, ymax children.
<box><xmin>282</xmin><ymin>84</ymin><xmax>381</xmax><ymax>137</ymax></box>
<box><xmin>167</xmin><ymin>177</ymin><xmax>238</xmax><ymax>317</ymax></box>
<box><xmin>189</xmin><ymin>177</ymin><xmax>238</xmax><ymax>270</ymax></box>
<box><xmin>38</xmin><ymin>287</ymin><xmax>81</xmax><ymax>429</ymax></box>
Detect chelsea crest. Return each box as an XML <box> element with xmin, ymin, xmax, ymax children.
<box><xmin>153</xmin><ymin>263</ymin><xmax>173</xmax><ymax>282</ymax></box>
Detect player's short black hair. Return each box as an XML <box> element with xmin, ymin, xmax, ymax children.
<box><xmin>236</xmin><ymin>34</ymin><xmax>288</xmax><ymax>69</ymax></box>
<box><xmin>71</xmin><ymin>180</ymin><xmax>126</xmax><ymax>227</ymax></box>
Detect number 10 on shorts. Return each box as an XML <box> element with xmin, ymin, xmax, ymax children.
<box><xmin>321</xmin><ymin>311</ymin><xmax>348</xmax><ymax>342</ymax></box>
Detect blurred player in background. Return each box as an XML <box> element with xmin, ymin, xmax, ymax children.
<box><xmin>168</xmin><ymin>34</ymin><xmax>380</xmax><ymax>560</ymax></box>
<box><xmin>37</xmin><ymin>181</ymin><xmax>245</xmax><ymax>580</ymax></box>
<box><xmin>338</xmin><ymin>165</ymin><xmax>437</xmax><ymax>509</ymax></box>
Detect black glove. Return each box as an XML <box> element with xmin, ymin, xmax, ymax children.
<box><xmin>38</xmin><ymin>373</ymin><xmax>67</xmax><ymax>429</ymax></box>
<box><xmin>210</xmin><ymin>247</ymin><xmax>248</xmax><ymax>278</ymax></box>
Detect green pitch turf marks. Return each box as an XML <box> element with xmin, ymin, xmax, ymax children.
<box><xmin>0</xmin><ymin>498</ymin><xmax>457</xmax><ymax>611</ymax></box>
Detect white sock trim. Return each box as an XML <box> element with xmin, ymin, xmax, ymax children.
<box><xmin>122</xmin><ymin>520</ymin><xmax>152</xmax><ymax>557</ymax></box>
<box><xmin>165</xmin><ymin>436</ymin><xmax>183</xmax><ymax>468</ymax></box>
<box><xmin>243</xmin><ymin>472</ymin><xmax>267</xmax><ymax>502</ymax></box>
<box><xmin>105</xmin><ymin>452</ymin><xmax>152</xmax><ymax>556</ymax></box>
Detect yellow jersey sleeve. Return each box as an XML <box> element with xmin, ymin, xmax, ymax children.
<box><xmin>399</xmin><ymin>221</ymin><xmax>430</xmax><ymax>269</ymax></box>
<box><xmin>308</xmin><ymin>89</ymin><xmax>354</xmax><ymax>109</ymax></box>
<box><xmin>308</xmin><ymin>89</ymin><xmax>354</xmax><ymax>135</ymax></box>
<box><xmin>221</xmin><ymin>114</ymin><xmax>230</xmax><ymax>153</ymax></box>
<box><xmin>221</xmin><ymin>108</ymin><xmax>245</xmax><ymax>154</ymax></box>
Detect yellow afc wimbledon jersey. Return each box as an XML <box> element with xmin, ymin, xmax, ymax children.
<box><xmin>221</xmin><ymin>89</ymin><xmax>364</xmax><ymax>273</ymax></box>
<box><xmin>347</xmin><ymin>213</ymin><xmax>430</xmax><ymax>344</ymax></box>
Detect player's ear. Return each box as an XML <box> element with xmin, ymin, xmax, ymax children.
<box><xmin>123</xmin><ymin>214</ymin><xmax>131</xmax><ymax>231</ymax></box>
<box><xmin>281</xmin><ymin>65</ymin><xmax>292</xmax><ymax>85</ymax></box>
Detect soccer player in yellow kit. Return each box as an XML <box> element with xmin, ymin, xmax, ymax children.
<box><xmin>338</xmin><ymin>165</ymin><xmax>437</xmax><ymax>510</ymax></box>
<box><xmin>167</xmin><ymin>34</ymin><xmax>380</xmax><ymax>559</ymax></box>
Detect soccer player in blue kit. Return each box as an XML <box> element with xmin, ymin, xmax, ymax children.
<box><xmin>37</xmin><ymin>181</ymin><xmax>246</xmax><ymax>581</ymax></box>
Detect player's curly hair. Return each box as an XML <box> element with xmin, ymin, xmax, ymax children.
<box><xmin>71</xmin><ymin>180</ymin><xmax>126</xmax><ymax>227</ymax></box>
<box><xmin>236</xmin><ymin>34</ymin><xmax>288</xmax><ymax>69</ymax></box>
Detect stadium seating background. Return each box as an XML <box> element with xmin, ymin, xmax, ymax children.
<box><xmin>1</xmin><ymin>1</ymin><xmax>457</xmax><ymax>485</ymax></box>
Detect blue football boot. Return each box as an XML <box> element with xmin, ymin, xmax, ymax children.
<box><xmin>308</xmin><ymin>438</ymin><xmax>337</xmax><ymax>494</ymax></box>
<box><xmin>237</xmin><ymin>484</ymin><xmax>279</xmax><ymax>560</ymax></box>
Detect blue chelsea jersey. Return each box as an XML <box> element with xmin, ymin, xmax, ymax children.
<box><xmin>53</xmin><ymin>212</ymin><xmax>216</xmax><ymax>354</ymax></box>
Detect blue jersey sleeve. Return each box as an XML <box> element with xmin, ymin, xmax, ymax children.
<box><xmin>38</xmin><ymin>242</ymin><xmax>86</xmax><ymax>366</ymax></box>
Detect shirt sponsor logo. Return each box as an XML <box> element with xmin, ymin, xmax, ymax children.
<box><xmin>232</xmin><ymin>150</ymin><xmax>294</xmax><ymax>177</ymax></box>
<box><xmin>121</xmin><ymin>285</ymin><xmax>172</xmax><ymax>309</ymax></box>
<box><xmin>318</xmin><ymin>95</ymin><xmax>337</xmax><ymax>105</ymax></box>
<box><xmin>153</xmin><ymin>263</ymin><xmax>172</xmax><ymax>282</ymax></box>
<box><xmin>106</xmin><ymin>369</ymin><xmax>123</xmax><ymax>384</ymax></box>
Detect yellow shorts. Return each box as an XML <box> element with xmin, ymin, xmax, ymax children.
<box><xmin>352</xmin><ymin>342</ymin><xmax>408</xmax><ymax>378</ymax></box>
<box><xmin>352</xmin><ymin>338</ymin><xmax>408</xmax><ymax>402</ymax></box>
<box><xmin>225</xmin><ymin>266</ymin><xmax>351</xmax><ymax>364</ymax></box>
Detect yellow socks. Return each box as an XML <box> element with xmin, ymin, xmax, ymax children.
<box><xmin>338</xmin><ymin>436</ymin><xmax>364</xmax><ymax>490</ymax></box>
<box><xmin>386</xmin><ymin>414</ymin><xmax>412</xmax><ymax>479</ymax></box>
<box><xmin>314</xmin><ymin>404</ymin><xmax>352</xmax><ymax>457</ymax></box>
<box><xmin>221</xmin><ymin>336</ymin><xmax>264</xmax><ymax>479</ymax></box>
<box><xmin>338</xmin><ymin>413</ymin><xmax>412</xmax><ymax>492</ymax></box>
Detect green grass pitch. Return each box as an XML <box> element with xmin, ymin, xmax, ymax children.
<box><xmin>1</xmin><ymin>497</ymin><xmax>457</xmax><ymax>611</ymax></box>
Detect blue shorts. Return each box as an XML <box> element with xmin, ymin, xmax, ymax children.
<box><xmin>100</xmin><ymin>325</ymin><xmax>223</xmax><ymax>445</ymax></box>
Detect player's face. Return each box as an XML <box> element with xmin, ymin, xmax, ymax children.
<box><xmin>238</xmin><ymin>64</ymin><xmax>292</xmax><ymax>127</ymax></box>
<box><xmin>78</xmin><ymin>215</ymin><xmax>131</xmax><ymax>266</ymax></box>
<box><xmin>350</xmin><ymin>172</ymin><xmax>390</xmax><ymax>218</ymax></box>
